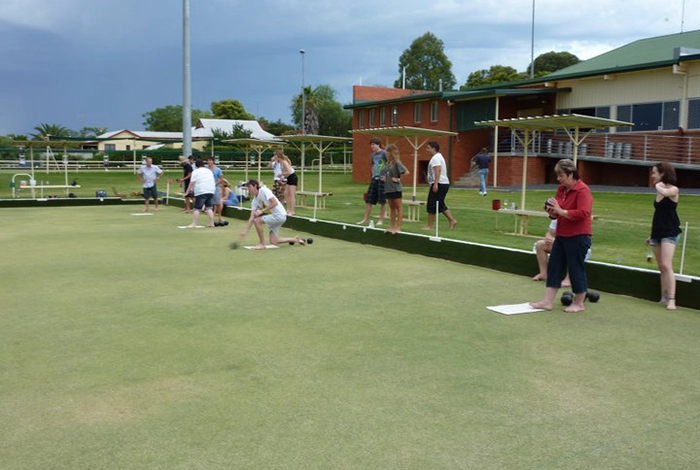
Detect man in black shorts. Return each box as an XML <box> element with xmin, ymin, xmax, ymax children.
<box><xmin>357</xmin><ymin>137</ymin><xmax>387</xmax><ymax>226</ymax></box>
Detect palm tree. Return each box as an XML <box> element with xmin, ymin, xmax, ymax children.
<box><xmin>292</xmin><ymin>86</ymin><xmax>319</xmax><ymax>135</ymax></box>
<box><xmin>31</xmin><ymin>123</ymin><xmax>71</xmax><ymax>140</ymax></box>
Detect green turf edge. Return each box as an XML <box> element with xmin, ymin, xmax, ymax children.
<box><xmin>4</xmin><ymin>197</ymin><xmax>698</xmax><ymax>310</ymax></box>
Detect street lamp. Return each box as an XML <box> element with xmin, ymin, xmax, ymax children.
<box><xmin>300</xmin><ymin>49</ymin><xmax>306</xmax><ymax>135</ymax></box>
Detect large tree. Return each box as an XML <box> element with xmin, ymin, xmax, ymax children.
<box><xmin>394</xmin><ymin>32</ymin><xmax>456</xmax><ymax>91</ymax></box>
<box><xmin>210</xmin><ymin>99</ymin><xmax>255</xmax><ymax>120</ymax></box>
<box><xmin>461</xmin><ymin>65</ymin><xmax>528</xmax><ymax>89</ymax></box>
<box><xmin>529</xmin><ymin>51</ymin><xmax>580</xmax><ymax>76</ymax></box>
<box><xmin>290</xmin><ymin>84</ymin><xmax>351</xmax><ymax>137</ymax></box>
<box><xmin>142</xmin><ymin>105</ymin><xmax>211</xmax><ymax>132</ymax></box>
<box><xmin>462</xmin><ymin>51</ymin><xmax>581</xmax><ymax>89</ymax></box>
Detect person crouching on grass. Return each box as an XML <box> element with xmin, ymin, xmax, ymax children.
<box><xmin>237</xmin><ymin>179</ymin><xmax>306</xmax><ymax>250</ymax></box>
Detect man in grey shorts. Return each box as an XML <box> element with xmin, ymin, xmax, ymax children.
<box><xmin>236</xmin><ymin>179</ymin><xmax>306</xmax><ymax>249</ymax></box>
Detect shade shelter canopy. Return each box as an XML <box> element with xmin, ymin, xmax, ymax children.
<box><xmin>282</xmin><ymin>134</ymin><xmax>351</xmax><ymax>194</ymax></box>
<box><xmin>475</xmin><ymin>113</ymin><xmax>633</xmax><ymax>210</ymax></box>
<box><xmin>351</xmin><ymin>126</ymin><xmax>458</xmax><ymax>201</ymax></box>
<box><xmin>223</xmin><ymin>138</ymin><xmax>283</xmax><ymax>182</ymax></box>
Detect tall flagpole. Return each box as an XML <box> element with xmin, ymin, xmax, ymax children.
<box><xmin>182</xmin><ymin>0</ymin><xmax>192</xmax><ymax>157</ymax></box>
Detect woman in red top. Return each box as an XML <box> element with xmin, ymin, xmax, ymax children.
<box><xmin>530</xmin><ymin>159</ymin><xmax>593</xmax><ymax>313</ymax></box>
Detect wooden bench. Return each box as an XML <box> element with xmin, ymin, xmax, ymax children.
<box><xmin>18</xmin><ymin>184</ymin><xmax>81</xmax><ymax>199</ymax></box>
<box><xmin>403</xmin><ymin>200</ymin><xmax>426</xmax><ymax>222</ymax></box>
<box><xmin>297</xmin><ymin>190</ymin><xmax>332</xmax><ymax>210</ymax></box>
<box><xmin>499</xmin><ymin>208</ymin><xmax>598</xmax><ymax>236</ymax></box>
<box><xmin>499</xmin><ymin>208</ymin><xmax>551</xmax><ymax>236</ymax></box>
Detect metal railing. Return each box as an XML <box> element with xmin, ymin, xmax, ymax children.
<box><xmin>495</xmin><ymin>130</ymin><xmax>700</xmax><ymax>168</ymax></box>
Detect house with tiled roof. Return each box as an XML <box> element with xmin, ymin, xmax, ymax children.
<box><xmin>89</xmin><ymin>119</ymin><xmax>278</xmax><ymax>153</ymax></box>
<box><xmin>347</xmin><ymin>30</ymin><xmax>700</xmax><ymax>188</ymax></box>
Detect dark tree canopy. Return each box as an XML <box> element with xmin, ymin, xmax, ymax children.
<box><xmin>210</xmin><ymin>99</ymin><xmax>255</xmax><ymax>120</ymax></box>
<box><xmin>394</xmin><ymin>32</ymin><xmax>456</xmax><ymax>91</ymax></box>
<box><xmin>462</xmin><ymin>51</ymin><xmax>581</xmax><ymax>89</ymax></box>
<box><xmin>142</xmin><ymin>105</ymin><xmax>211</xmax><ymax>132</ymax></box>
<box><xmin>461</xmin><ymin>65</ymin><xmax>527</xmax><ymax>89</ymax></box>
<box><xmin>530</xmin><ymin>51</ymin><xmax>580</xmax><ymax>76</ymax></box>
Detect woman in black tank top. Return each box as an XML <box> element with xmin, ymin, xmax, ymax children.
<box><xmin>646</xmin><ymin>162</ymin><xmax>681</xmax><ymax>310</ymax></box>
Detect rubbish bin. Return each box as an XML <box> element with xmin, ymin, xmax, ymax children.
<box><xmin>492</xmin><ymin>199</ymin><xmax>501</xmax><ymax>211</ymax></box>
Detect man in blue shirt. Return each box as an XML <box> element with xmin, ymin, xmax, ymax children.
<box><xmin>472</xmin><ymin>147</ymin><xmax>491</xmax><ymax>196</ymax></box>
<box><xmin>206</xmin><ymin>157</ymin><xmax>225</xmax><ymax>225</ymax></box>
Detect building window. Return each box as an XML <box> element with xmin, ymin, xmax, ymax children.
<box><xmin>369</xmin><ymin>109</ymin><xmax>376</xmax><ymax>128</ymax></box>
<box><xmin>663</xmin><ymin>101</ymin><xmax>680</xmax><ymax>130</ymax></box>
<box><xmin>414</xmin><ymin>103</ymin><xmax>422</xmax><ymax>123</ymax></box>
<box><xmin>616</xmin><ymin>101</ymin><xmax>679</xmax><ymax>132</ymax></box>
<box><xmin>104</xmin><ymin>144</ymin><xmax>116</xmax><ymax>152</ymax></box>
<box><xmin>688</xmin><ymin>99</ymin><xmax>700</xmax><ymax>129</ymax></box>
<box><xmin>379</xmin><ymin>107</ymin><xmax>386</xmax><ymax>126</ymax></box>
<box><xmin>430</xmin><ymin>101</ymin><xmax>439</xmax><ymax>122</ymax></box>
<box><xmin>358</xmin><ymin>110</ymin><xmax>365</xmax><ymax>129</ymax></box>
<box><xmin>391</xmin><ymin>106</ymin><xmax>398</xmax><ymax>126</ymax></box>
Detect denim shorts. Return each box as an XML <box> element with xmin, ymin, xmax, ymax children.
<box><xmin>648</xmin><ymin>235</ymin><xmax>679</xmax><ymax>246</ymax></box>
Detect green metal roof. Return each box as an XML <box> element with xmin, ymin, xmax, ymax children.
<box><xmin>543</xmin><ymin>29</ymin><xmax>700</xmax><ymax>81</ymax></box>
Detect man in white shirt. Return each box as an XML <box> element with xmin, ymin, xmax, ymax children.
<box><xmin>136</xmin><ymin>157</ymin><xmax>163</xmax><ymax>212</ymax></box>
<box><xmin>185</xmin><ymin>158</ymin><xmax>216</xmax><ymax>228</ymax></box>
<box><xmin>424</xmin><ymin>141</ymin><xmax>458</xmax><ymax>231</ymax></box>
<box><xmin>237</xmin><ymin>179</ymin><xmax>306</xmax><ymax>249</ymax></box>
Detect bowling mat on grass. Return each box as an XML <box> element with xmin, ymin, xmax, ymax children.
<box><xmin>486</xmin><ymin>303</ymin><xmax>545</xmax><ymax>315</ymax></box>
<box><xmin>177</xmin><ymin>225</ymin><xmax>205</xmax><ymax>229</ymax></box>
<box><xmin>245</xmin><ymin>245</ymin><xmax>279</xmax><ymax>250</ymax></box>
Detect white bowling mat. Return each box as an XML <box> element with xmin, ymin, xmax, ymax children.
<box><xmin>486</xmin><ymin>303</ymin><xmax>545</xmax><ymax>315</ymax></box>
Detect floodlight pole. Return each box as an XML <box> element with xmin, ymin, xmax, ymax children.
<box><xmin>182</xmin><ymin>0</ymin><xmax>193</xmax><ymax>158</ymax></box>
<box><xmin>530</xmin><ymin>0</ymin><xmax>536</xmax><ymax>78</ymax></box>
<box><xmin>300</xmin><ymin>49</ymin><xmax>306</xmax><ymax>191</ymax></box>
<box><xmin>300</xmin><ymin>49</ymin><xmax>306</xmax><ymax>135</ymax></box>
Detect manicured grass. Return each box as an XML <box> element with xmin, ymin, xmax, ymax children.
<box><xmin>3</xmin><ymin>168</ymin><xmax>698</xmax><ymax>275</ymax></box>
<box><xmin>1</xmin><ymin>206</ymin><xmax>699</xmax><ymax>469</ymax></box>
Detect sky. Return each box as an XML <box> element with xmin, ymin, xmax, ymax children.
<box><xmin>0</xmin><ymin>0</ymin><xmax>697</xmax><ymax>136</ymax></box>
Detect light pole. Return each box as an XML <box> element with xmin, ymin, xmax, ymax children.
<box><xmin>529</xmin><ymin>0</ymin><xmax>536</xmax><ymax>78</ymax></box>
<box><xmin>182</xmin><ymin>0</ymin><xmax>192</xmax><ymax>158</ymax></box>
<box><xmin>300</xmin><ymin>49</ymin><xmax>306</xmax><ymax>135</ymax></box>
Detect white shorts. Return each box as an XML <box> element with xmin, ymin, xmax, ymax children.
<box><xmin>262</xmin><ymin>212</ymin><xmax>287</xmax><ymax>236</ymax></box>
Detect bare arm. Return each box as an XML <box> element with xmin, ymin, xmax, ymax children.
<box><xmin>432</xmin><ymin>165</ymin><xmax>441</xmax><ymax>192</ymax></box>
<box><xmin>656</xmin><ymin>182</ymin><xmax>679</xmax><ymax>200</ymax></box>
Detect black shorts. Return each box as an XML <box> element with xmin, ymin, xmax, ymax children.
<box><xmin>426</xmin><ymin>183</ymin><xmax>449</xmax><ymax>214</ymax></box>
<box><xmin>365</xmin><ymin>179</ymin><xmax>386</xmax><ymax>205</ymax></box>
<box><xmin>143</xmin><ymin>186</ymin><xmax>158</xmax><ymax>200</ymax></box>
<box><xmin>194</xmin><ymin>193</ymin><xmax>215</xmax><ymax>211</ymax></box>
<box><xmin>385</xmin><ymin>191</ymin><xmax>402</xmax><ymax>200</ymax></box>
<box><xmin>286</xmin><ymin>173</ymin><xmax>298</xmax><ymax>186</ymax></box>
